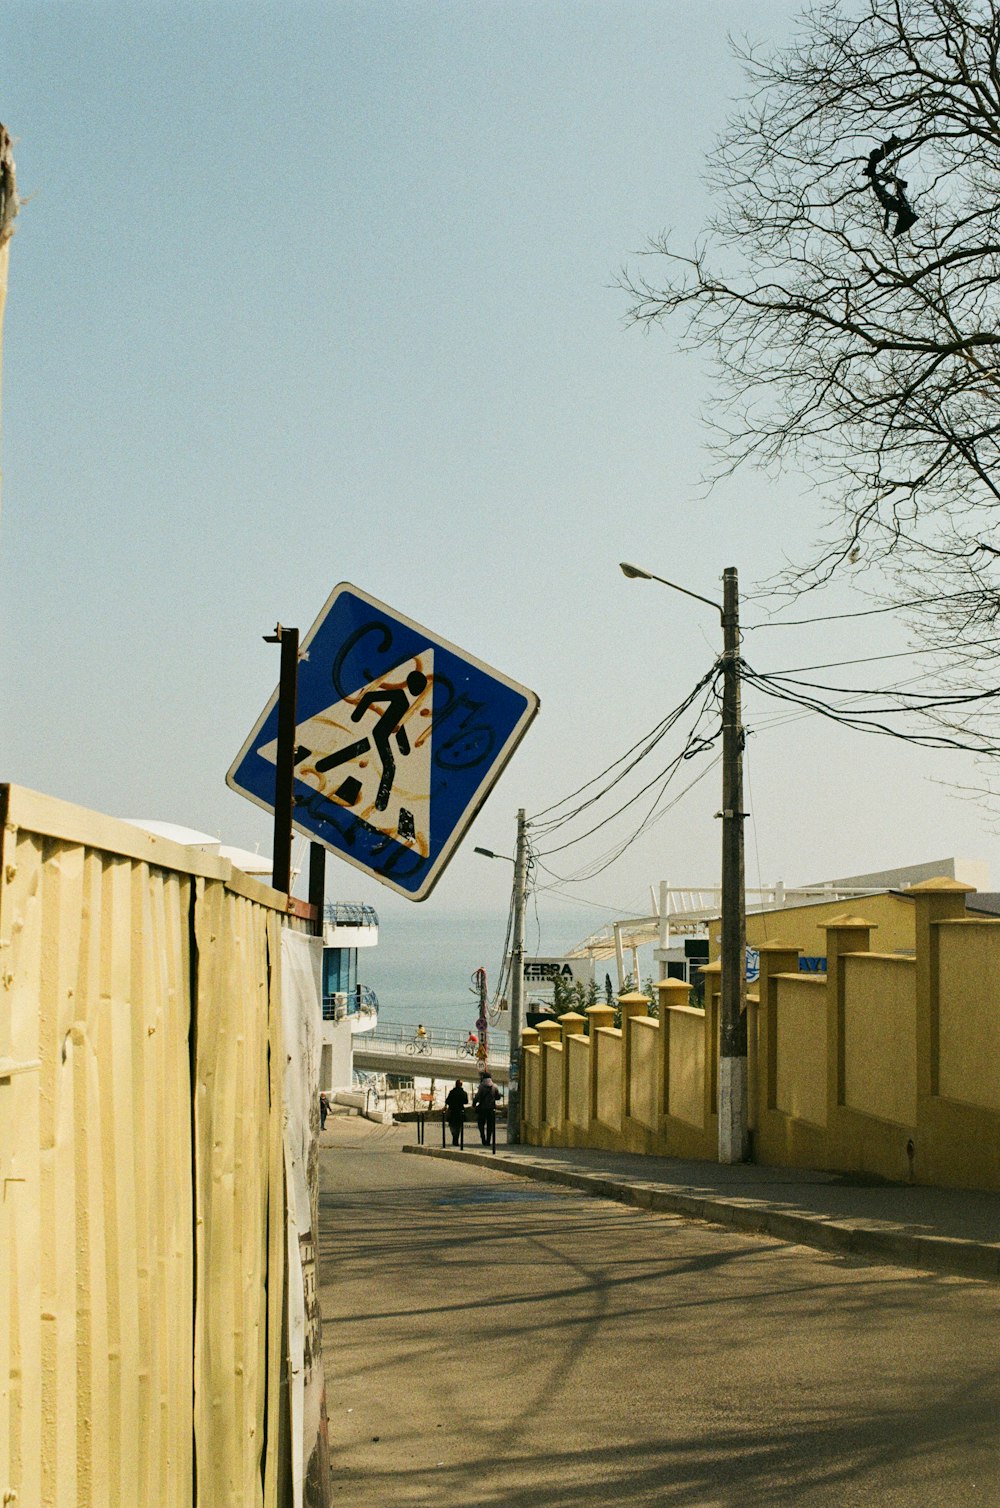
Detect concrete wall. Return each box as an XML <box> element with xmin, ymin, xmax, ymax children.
<box><xmin>667</xmin><ymin>1007</ymin><xmax>706</xmax><ymax>1130</ymax></box>
<box><xmin>321</xmin><ymin>1015</ymin><xmax>355</xmax><ymax>1091</ymax></box>
<box><xmin>0</xmin><ymin>784</ymin><xmax>317</xmax><ymax>1506</ymax></box>
<box><xmin>566</xmin><ymin>1033</ymin><xmax>589</xmax><ymax>1127</ymax></box>
<box><xmin>629</xmin><ymin>1018</ymin><xmax>658</xmax><ymax>1131</ymax></box>
<box><xmin>937</xmin><ymin>922</ymin><xmax>1000</xmax><ymax>1113</ymax></box>
<box><xmin>522</xmin><ymin>880</ymin><xmax>1000</xmax><ymax>1193</ymax></box>
<box><xmin>774</xmin><ymin>977</ymin><xmax>826</xmax><ymax>1127</ymax></box>
<box><xmin>594</xmin><ymin>1031</ymin><xmax>623</xmax><ymax>1132</ymax></box>
<box><xmin>842</xmin><ymin>955</ymin><xmax>916</xmax><ymax>1127</ymax></box>
<box><xmin>543</xmin><ymin>1042</ymin><xmax>564</xmax><ymax>1130</ymax></box>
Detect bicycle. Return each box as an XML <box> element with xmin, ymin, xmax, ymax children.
<box><xmin>406</xmin><ymin>1037</ymin><xmax>432</xmax><ymax>1056</ymax></box>
<box><xmin>456</xmin><ymin>1041</ymin><xmax>479</xmax><ymax>1059</ymax></box>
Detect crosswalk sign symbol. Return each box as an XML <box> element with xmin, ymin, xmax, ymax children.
<box><xmin>227</xmin><ymin>584</ymin><xmax>539</xmax><ymax>900</ymax></box>
<box><xmin>257</xmin><ymin>650</ymin><xmax>435</xmax><ymax>858</ymax></box>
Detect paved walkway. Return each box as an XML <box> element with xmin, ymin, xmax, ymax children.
<box><xmin>319</xmin><ymin>1119</ymin><xmax>1000</xmax><ymax>1506</ymax></box>
<box><xmin>403</xmin><ymin>1134</ymin><xmax>1000</xmax><ymax>1281</ymax></box>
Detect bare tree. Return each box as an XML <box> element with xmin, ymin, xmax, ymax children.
<box><xmin>621</xmin><ymin>0</ymin><xmax>1000</xmax><ymax>661</ymax></box>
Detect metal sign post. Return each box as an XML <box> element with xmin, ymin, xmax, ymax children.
<box><xmin>262</xmin><ymin>624</ymin><xmax>299</xmax><ymax>896</ymax></box>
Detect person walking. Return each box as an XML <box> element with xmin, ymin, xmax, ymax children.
<box><xmin>473</xmin><ymin>1074</ymin><xmax>500</xmax><ymax>1146</ymax></box>
<box><xmin>444</xmin><ymin>1078</ymin><xmax>468</xmax><ymax>1147</ymax></box>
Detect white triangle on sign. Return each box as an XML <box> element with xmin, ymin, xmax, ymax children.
<box><xmin>258</xmin><ymin>650</ymin><xmax>434</xmax><ymax>856</ymax></box>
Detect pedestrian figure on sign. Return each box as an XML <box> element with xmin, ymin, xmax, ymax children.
<box><xmin>444</xmin><ymin>1078</ymin><xmax>468</xmax><ymax>1147</ymax></box>
<box><xmin>319</xmin><ymin>1091</ymin><xmax>330</xmax><ymax>1130</ymax></box>
<box><xmin>473</xmin><ymin>1074</ymin><xmax>501</xmax><ymax>1147</ymax></box>
<box><xmin>313</xmin><ymin>669</ymin><xmax>429</xmax><ymax>812</ymax></box>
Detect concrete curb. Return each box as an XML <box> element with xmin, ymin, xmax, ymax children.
<box><xmin>402</xmin><ymin>1145</ymin><xmax>1000</xmax><ymax>1283</ymax></box>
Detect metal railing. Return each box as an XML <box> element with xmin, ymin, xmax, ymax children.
<box><xmin>364</xmin><ymin>1020</ymin><xmax>510</xmax><ymax>1058</ymax></box>
<box><xmin>322</xmin><ymin>984</ymin><xmax>380</xmax><ymax>1022</ymax></box>
<box><xmin>324</xmin><ymin>901</ymin><xmax>379</xmax><ymax>928</ymax></box>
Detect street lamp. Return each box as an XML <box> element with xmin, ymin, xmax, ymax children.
<box><xmin>619</xmin><ymin>561</ymin><xmax>748</xmax><ymax>1164</ymax></box>
<box><xmin>474</xmin><ymin>813</ymin><xmax>528</xmax><ymax>1144</ymax></box>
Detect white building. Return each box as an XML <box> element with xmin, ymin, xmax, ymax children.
<box><xmin>320</xmin><ymin>902</ymin><xmax>380</xmax><ymax>1091</ymax></box>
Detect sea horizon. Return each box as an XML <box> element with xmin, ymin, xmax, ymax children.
<box><xmin>361</xmin><ymin>904</ymin><xmax>654</xmax><ymax>1033</ymax></box>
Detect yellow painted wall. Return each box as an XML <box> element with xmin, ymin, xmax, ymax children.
<box><xmin>843</xmin><ymin>955</ymin><xmax>916</xmax><ymax>1127</ymax></box>
<box><xmin>522</xmin><ymin>1046</ymin><xmax>541</xmax><ymax>1130</ymax></box>
<box><xmin>522</xmin><ymin>882</ymin><xmax>1000</xmax><ymax>1192</ymax></box>
<box><xmin>0</xmin><ymin>785</ymin><xmax>306</xmax><ymax>1505</ymax></box>
<box><xmin>937</xmin><ymin>922</ymin><xmax>1000</xmax><ymax>1113</ymax></box>
<box><xmin>543</xmin><ymin>1043</ymin><xmax>563</xmax><ymax>1127</ymax></box>
<box><xmin>775</xmin><ymin>977</ymin><xmax>827</xmax><ymax>1127</ymax></box>
<box><xmin>594</xmin><ymin>1030</ymin><xmax>622</xmax><ymax>1131</ymax></box>
<box><xmin>629</xmin><ymin>1019</ymin><xmax>658</xmax><ymax>1131</ymax></box>
<box><xmin>566</xmin><ymin>1035</ymin><xmax>589</xmax><ymax>1127</ymax></box>
<box><xmin>666</xmin><ymin>1008</ymin><xmax>704</xmax><ymax>1129</ymax></box>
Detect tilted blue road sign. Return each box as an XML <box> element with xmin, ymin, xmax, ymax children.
<box><xmin>227</xmin><ymin>583</ymin><xmax>539</xmax><ymax>900</ymax></box>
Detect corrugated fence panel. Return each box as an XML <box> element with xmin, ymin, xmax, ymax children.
<box><xmin>0</xmin><ymin>810</ymin><xmax>196</xmax><ymax>1507</ymax></box>
<box><xmin>1</xmin><ymin>816</ymin><xmax>45</xmax><ymax>1508</ymax></box>
<box><xmin>193</xmin><ymin>877</ymin><xmax>285</xmax><ymax>1508</ymax></box>
<box><xmin>0</xmin><ymin>785</ymin><xmax>310</xmax><ymax>1506</ymax></box>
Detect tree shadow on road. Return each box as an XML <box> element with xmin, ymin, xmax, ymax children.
<box><xmin>320</xmin><ymin>1147</ymin><xmax>1000</xmax><ymax>1505</ymax></box>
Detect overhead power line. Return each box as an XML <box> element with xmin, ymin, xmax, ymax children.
<box><xmin>529</xmin><ymin>663</ymin><xmax>721</xmax><ymax>835</ymax></box>
<box><xmin>744</xmin><ymin>589</ymin><xmax>983</xmax><ymax>630</ymax></box>
<box><xmin>741</xmin><ymin>660</ymin><xmax>1000</xmax><ymax>755</ymax></box>
<box><xmin>531</xmin><ymin>669</ymin><xmax>723</xmax><ymax>858</ymax></box>
<box><xmin>763</xmin><ymin>635</ymin><xmax>1000</xmax><ymax>676</ymax></box>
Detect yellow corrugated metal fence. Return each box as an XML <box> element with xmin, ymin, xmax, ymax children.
<box><xmin>0</xmin><ymin>784</ymin><xmax>305</xmax><ymax>1505</ymax></box>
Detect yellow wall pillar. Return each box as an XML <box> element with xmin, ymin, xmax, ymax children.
<box><xmin>559</xmin><ymin>1011</ymin><xmax>586</xmax><ymax>1125</ymax></box>
<box><xmin>821</xmin><ymin>916</ymin><xmax>874</xmax><ymax>1114</ymax></box>
<box><xmin>535</xmin><ymin>1019</ymin><xmax>562</xmax><ymax>1129</ymax></box>
<box><xmin>908</xmin><ymin>877</ymin><xmax>974</xmax><ymax>1100</ymax></box>
<box><xmin>520</xmin><ymin>1027</ymin><xmax>539</xmax><ymax>1133</ymax></box>
<box><xmin>559</xmin><ymin>1012</ymin><xmax>587</xmax><ymax>1038</ymax></box>
<box><xmin>698</xmin><ymin>960</ymin><xmax>722</xmax><ymax>1129</ymax></box>
<box><xmin>618</xmin><ymin>990</ymin><xmax>650</xmax><ymax>1121</ymax></box>
<box><xmin>585</xmin><ymin>1003</ymin><xmax>615</xmax><ymax>1124</ymax></box>
<box><xmin>755</xmin><ymin>943</ymin><xmax>801</xmax><ymax>1120</ymax></box>
<box><xmin>655</xmin><ymin>979</ymin><xmax>691</xmax><ymax>1128</ymax></box>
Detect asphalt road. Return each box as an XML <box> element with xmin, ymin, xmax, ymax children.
<box><xmin>318</xmin><ymin>1119</ymin><xmax>1000</xmax><ymax>1507</ymax></box>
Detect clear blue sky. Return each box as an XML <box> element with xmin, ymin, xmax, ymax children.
<box><xmin>2</xmin><ymin>1</ymin><xmax>997</xmax><ymax>951</ymax></box>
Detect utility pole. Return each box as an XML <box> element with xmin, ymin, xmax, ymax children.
<box><xmin>507</xmin><ymin>807</ymin><xmax>529</xmax><ymax>1145</ymax></box>
<box><xmin>264</xmin><ymin>623</ymin><xmax>299</xmax><ymax>897</ymax></box>
<box><xmin>620</xmin><ymin>560</ymin><xmax>748</xmax><ymax>1164</ymax></box>
<box><xmin>718</xmin><ymin>567</ymin><xmax>748</xmax><ymax>1162</ymax></box>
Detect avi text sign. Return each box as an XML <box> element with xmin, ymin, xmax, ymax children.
<box><xmin>227</xmin><ymin>584</ymin><xmax>539</xmax><ymax>900</ymax></box>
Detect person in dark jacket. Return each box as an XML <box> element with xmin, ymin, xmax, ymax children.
<box><xmin>444</xmin><ymin>1079</ymin><xmax>468</xmax><ymax>1146</ymax></box>
<box><xmin>473</xmin><ymin>1075</ymin><xmax>500</xmax><ymax>1146</ymax></box>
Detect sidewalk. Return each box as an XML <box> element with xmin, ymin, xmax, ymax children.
<box><xmin>404</xmin><ymin>1136</ymin><xmax>1000</xmax><ymax>1281</ymax></box>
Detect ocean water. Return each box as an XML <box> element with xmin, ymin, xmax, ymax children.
<box><xmin>360</xmin><ymin>906</ymin><xmax>654</xmax><ymax>1032</ymax></box>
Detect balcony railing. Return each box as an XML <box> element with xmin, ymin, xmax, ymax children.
<box><xmin>322</xmin><ymin>984</ymin><xmax>380</xmax><ymax>1022</ymax></box>
<box><xmin>324</xmin><ymin>902</ymin><xmax>379</xmax><ymax>928</ymax></box>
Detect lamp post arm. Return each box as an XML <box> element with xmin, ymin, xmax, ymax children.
<box><xmin>619</xmin><ymin>563</ymin><xmax>723</xmax><ymax>621</ymax></box>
